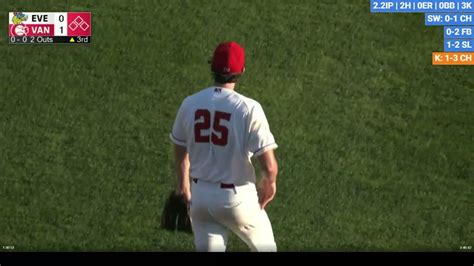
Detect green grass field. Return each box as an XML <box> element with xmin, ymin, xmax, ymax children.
<box><xmin>1</xmin><ymin>0</ymin><xmax>472</xmax><ymax>251</ymax></box>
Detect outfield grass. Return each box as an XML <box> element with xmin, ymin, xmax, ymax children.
<box><xmin>0</xmin><ymin>0</ymin><xmax>472</xmax><ymax>251</ymax></box>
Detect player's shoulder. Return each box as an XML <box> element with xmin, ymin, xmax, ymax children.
<box><xmin>180</xmin><ymin>87</ymin><xmax>212</xmax><ymax>106</ymax></box>
<box><xmin>232</xmin><ymin>91</ymin><xmax>262</xmax><ymax>113</ymax></box>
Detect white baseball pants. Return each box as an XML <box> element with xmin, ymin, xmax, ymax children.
<box><xmin>190</xmin><ymin>179</ymin><xmax>277</xmax><ymax>252</ymax></box>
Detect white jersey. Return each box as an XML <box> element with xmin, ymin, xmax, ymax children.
<box><xmin>170</xmin><ymin>87</ymin><xmax>278</xmax><ymax>185</ymax></box>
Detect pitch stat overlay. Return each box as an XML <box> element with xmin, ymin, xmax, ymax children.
<box><xmin>8</xmin><ymin>12</ymin><xmax>91</xmax><ymax>44</ymax></box>
<box><xmin>370</xmin><ymin>0</ymin><xmax>474</xmax><ymax>65</ymax></box>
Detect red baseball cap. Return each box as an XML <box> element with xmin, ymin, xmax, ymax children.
<box><xmin>211</xmin><ymin>41</ymin><xmax>245</xmax><ymax>74</ymax></box>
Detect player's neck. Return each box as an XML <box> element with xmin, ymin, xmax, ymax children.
<box><xmin>214</xmin><ymin>83</ymin><xmax>236</xmax><ymax>91</ymax></box>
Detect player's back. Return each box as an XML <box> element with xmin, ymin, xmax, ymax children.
<box><xmin>171</xmin><ymin>86</ymin><xmax>259</xmax><ymax>185</ymax></box>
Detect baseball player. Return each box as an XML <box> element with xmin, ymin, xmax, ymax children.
<box><xmin>170</xmin><ymin>41</ymin><xmax>278</xmax><ymax>252</ymax></box>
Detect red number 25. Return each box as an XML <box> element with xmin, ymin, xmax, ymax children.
<box><xmin>194</xmin><ymin>109</ymin><xmax>231</xmax><ymax>146</ymax></box>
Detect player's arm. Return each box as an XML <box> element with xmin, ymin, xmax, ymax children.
<box><xmin>170</xmin><ymin>99</ymin><xmax>191</xmax><ymax>204</ymax></box>
<box><xmin>174</xmin><ymin>144</ymin><xmax>191</xmax><ymax>204</ymax></box>
<box><xmin>257</xmin><ymin>149</ymin><xmax>278</xmax><ymax>210</ymax></box>
<box><xmin>246</xmin><ymin>103</ymin><xmax>279</xmax><ymax>209</ymax></box>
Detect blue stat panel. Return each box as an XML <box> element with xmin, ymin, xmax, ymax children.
<box><xmin>370</xmin><ymin>1</ymin><xmax>474</xmax><ymax>62</ymax></box>
<box><xmin>371</xmin><ymin>0</ymin><xmax>474</xmax><ymax>13</ymax></box>
<box><xmin>445</xmin><ymin>26</ymin><xmax>474</xmax><ymax>38</ymax></box>
<box><xmin>426</xmin><ymin>13</ymin><xmax>474</xmax><ymax>25</ymax></box>
<box><xmin>444</xmin><ymin>39</ymin><xmax>474</xmax><ymax>51</ymax></box>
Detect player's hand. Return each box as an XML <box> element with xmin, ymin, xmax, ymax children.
<box><xmin>258</xmin><ymin>178</ymin><xmax>276</xmax><ymax>210</ymax></box>
<box><xmin>175</xmin><ymin>187</ymin><xmax>191</xmax><ymax>206</ymax></box>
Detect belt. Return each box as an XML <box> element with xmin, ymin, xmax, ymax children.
<box><xmin>192</xmin><ymin>178</ymin><xmax>235</xmax><ymax>189</ymax></box>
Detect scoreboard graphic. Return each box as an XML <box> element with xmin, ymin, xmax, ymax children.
<box><xmin>370</xmin><ymin>0</ymin><xmax>474</xmax><ymax>65</ymax></box>
<box><xmin>9</xmin><ymin>12</ymin><xmax>92</xmax><ymax>44</ymax></box>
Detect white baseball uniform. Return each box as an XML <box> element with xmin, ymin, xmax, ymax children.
<box><xmin>170</xmin><ymin>86</ymin><xmax>278</xmax><ymax>252</ymax></box>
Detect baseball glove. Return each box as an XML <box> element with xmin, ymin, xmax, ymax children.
<box><xmin>160</xmin><ymin>191</ymin><xmax>192</xmax><ymax>234</ymax></box>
